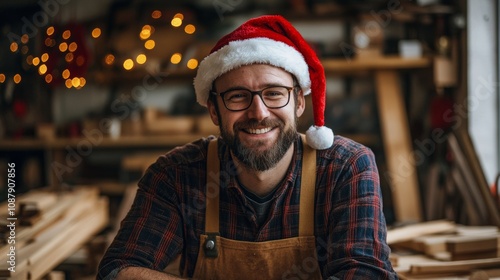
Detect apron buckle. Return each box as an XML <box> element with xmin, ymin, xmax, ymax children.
<box><xmin>204</xmin><ymin>233</ymin><xmax>219</xmax><ymax>258</ymax></box>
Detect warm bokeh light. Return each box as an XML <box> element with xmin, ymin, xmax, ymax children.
<box><xmin>68</xmin><ymin>42</ymin><xmax>78</xmax><ymax>52</ymax></box>
<box><xmin>41</xmin><ymin>53</ymin><xmax>49</xmax><ymax>62</ymax></box>
<box><xmin>21</xmin><ymin>46</ymin><xmax>29</xmax><ymax>54</ymax></box>
<box><xmin>76</xmin><ymin>56</ymin><xmax>85</xmax><ymax>66</ymax></box>
<box><xmin>187</xmin><ymin>58</ymin><xmax>198</xmax><ymax>69</ymax></box>
<box><xmin>151</xmin><ymin>10</ymin><xmax>162</xmax><ymax>19</ymax></box>
<box><xmin>21</xmin><ymin>34</ymin><xmax>29</xmax><ymax>44</ymax></box>
<box><xmin>170</xmin><ymin>53</ymin><xmax>182</xmax><ymax>64</ymax></box>
<box><xmin>45</xmin><ymin>74</ymin><xmax>53</xmax><ymax>83</ymax></box>
<box><xmin>13</xmin><ymin>74</ymin><xmax>22</xmax><ymax>84</ymax></box>
<box><xmin>32</xmin><ymin>57</ymin><xmax>40</xmax><ymax>66</ymax></box>
<box><xmin>59</xmin><ymin>42</ymin><xmax>68</xmax><ymax>52</ymax></box>
<box><xmin>71</xmin><ymin>77</ymin><xmax>80</xmax><ymax>87</ymax></box>
<box><xmin>38</xmin><ymin>64</ymin><xmax>48</xmax><ymax>75</ymax></box>
<box><xmin>123</xmin><ymin>59</ymin><xmax>134</xmax><ymax>70</ymax></box>
<box><xmin>136</xmin><ymin>54</ymin><xmax>147</xmax><ymax>64</ymax></box>
<box><xmin>62</xmin><ymin>30</ymin><xmax>71</xmax><ymax>40</ymax></box>
<box><xmin>10</xmin><ymin>42</ymin><xmax>18</xmax><ymax>52</ymax></box>
<box><xmin>173</xmin><ymin>13</ymin><xmax>184</xmax><ymax>20</ymax></box>
<box><xmin>26</xmin><ymin>55</ymin><xmax>34</xmax><ymax>65</ymax></box>
<box><xmin>104</xmin><ymin>54</ymin><xmax>115</xmax><ymax>65</ymax></box>
<box><xmin>171</xmin><ymin>17</ymin><xmax>182</xmax><ymax>27</ymax></box>
<box><xmin>65</xmin><ymin>53</ymin><xmax>74</xmax><ymax>62</ymax></box>
<box><xmin>45</xmin><ymin>38</ymin><xmax>54</xmax><ymax>47</ymax></box>
<box><xmin>47</xmin><ymin>26</ymin><xmax>55</xmax><ymax>36</ymax></box>
<box><xmin>79</xmin><ymin>77</ymin><xmax>87</xmax><ymax>87</ymax></box>
<box><xmin>184</xmin><ymin>24</ymin><xmax>196</xmax><ymax>34</ymax></box>
<box><xmin>144</xmin><ymin>40</ymin><xmax>155</xmax><ymax>50</ymax></box>
<box><xmin>92</xmin><ymin>28</ymin><xmax>101</xmax><ymax>38</ymax></box>
<box><xmin>62</xmin><ymin>69</ymin><xmax>71</xmax><ymax>79</ymax></box>
<box><xmin>140</xmin><ymin>29</ymin><xmax>151</xmax><ymax>40</ymax></box>
<box><xmin>0</xmin><ymin>74</ymin><xmax>5</xmax><ymax>83</ymax></box>
<box><xmin>65</xmin><ymin>79</ymin><xmax>72</xmax><ymax>88</ymax></box>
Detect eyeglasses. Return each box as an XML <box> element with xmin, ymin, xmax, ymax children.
<box><xmin>210</xmin><ymin>86</ymin><xmax>295</xmax><ymax>112</ymax></box>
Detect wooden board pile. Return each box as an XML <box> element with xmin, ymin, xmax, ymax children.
<box><xmin>0</xmin><ymin>186</ymin><xmax>108</xmax><ymax>280</ymax></box>
<box><xmin>388</xmin><ymin>220</ymin><xmax>500</xmax><ymax>279</ymax></box>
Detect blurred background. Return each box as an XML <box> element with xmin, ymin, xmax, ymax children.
<box><xmin>0</xmin><ymin>0</ymin><xmax>499</xmax><ymax>279</ymax></box>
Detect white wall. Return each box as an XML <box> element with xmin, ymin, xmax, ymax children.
<box><xmin>467</xmin><ymin>0</ymin><xmax>499</xmax><ymax>185</ymax></box>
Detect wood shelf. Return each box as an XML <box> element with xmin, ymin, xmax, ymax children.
<box><xmin>322</xmin><ymin>56</ymin><xmax>431</xmax><ymax>74</ymax></box>
<box><xmin>0</xmin><ymin>134</ymin><xmax>210</xmax><ymax>150</ymax></box>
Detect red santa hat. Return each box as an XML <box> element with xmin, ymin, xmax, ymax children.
<box><xmin>194</xmin><ymin>15</ymin><xmax>334</xmax><ymax>149</ymax></box>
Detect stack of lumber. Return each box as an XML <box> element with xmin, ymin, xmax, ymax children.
<box><xmin>389</xmin><ymin>220</ymin><xmax>500</xmax><ymax>279</ymax></box>
<box><xmin>0</xmin><ymin>187</ymin><xmax>108</xmax><ymax>280</ymax></box>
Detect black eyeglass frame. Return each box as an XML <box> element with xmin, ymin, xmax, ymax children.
<box><xmin>210</xmin><ymin>85</ymin><xmax>296</xmax><ymax>112</ymax></box>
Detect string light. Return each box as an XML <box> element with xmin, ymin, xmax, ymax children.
<box><xmin>46</xmin><ymin>26</ymin><xmax>55</xmax><ymax>36</ymax></box>
<box><xmin>104</xmin><ymin>54</ymin><xmax>115</xmax><ymax>65</ymax></box>
<box><xmin>10</xmin><ymin>42</ymin><xmax>18</xmax><ymax>52</ymax></box>
<box><xmin>65</xmin><ymin>79</ymin><xmax>72</xmax><ymax>88</ymax></box>
<box><xmin>21</xmin><ymin>34</ymin><xmax>29</xmax><ymax>44</ymax></box>
<box><xmin>38</xmin><ymin>64</ymin><xmax>47</xmax><ymax>75</ymax></box>
<box><xmin>0</xmin><ymin>74</ymin><xmax>5</xmax><ymax>83</ymax></box>
<box><xmin>32</xmin><ymin>57</ymin><xmax>40</xmax><ymax>66</ymax></box>
<box><xmin>91</xmin><ymin>28</ymin><xmax>101</xmax><ymax>38</ymax></box>
<box><xmin>41</xmin><ymin>53</ymin><xmax>49</xmax><ymax>62</ymax></box>
<box><xmin>184</xmin><ymin>24</ymin><xmax>196</xmax><ymax>35</ymax></box>
<box><xmin>144</xmin><ymin>39</ymin><xmax>155</xmax><ymax>50</ymax></box>
<box><xmin>62</xmin><ymin>30</ymin><xmax>71</xmax><ymax>40</ymax></box>
<box><xmin>45</xmin><ymin>74</ymin><xmax>53</xmax><ymax>83</ymax></box>
<box><xmin>62</xmin><ymin>69</ymin><xmax>71</xmax><ymax>79</ymax></box>
<box><xmin>171</xmin><ymin>17</ymin><xmax>182</xmax><ymax>27</ymax></box>
<box><xmin>151</xmin><ymin>10</ymin><xmax>162</xmax><ymax>19</ymax></box>
<box><xmin>68</xmin><ymin>42</ymin><xmax>78</xmax><ymax>52</ymax></box>
<box><xmin>59</xmin><ymin>42</ymin><xmax>68</xmax><ymax>52</ymax></box>
<box><xmin>123</xmin><ymin>59</ymin><xmax>134</xmax><ymax>70</ymax></box>
<box><xmin>65</xmin><ymin>53</ymin><xmax>74</xmax><ymax>62</ymax></box>
<box><xmin>187</xmin><ymin>58</ymin><xmax>198</xmax><ymax>69</ymax></box>
<box><xmin>136</xmin><ymin>54</ymin><xmax>147</xmax><ymax>64</ymax></box>
<box><xmin>170</xmin><ymin>53</ymin><xmax>182</xmax><ymax>64</ymax></box>
<box><xmin>13</xmin><ymin>74</ymin><xmax>22</xmax><ymax>84</ymax></box>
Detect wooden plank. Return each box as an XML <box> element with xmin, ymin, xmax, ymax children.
<box><xmin>446</xmin><ymin>235</ymin><xmax>499</xmax><ymax>255</ymax></box>
<box><xmin>29</xmin><ymin>198</ymin><xmax>108</xmax><ymax>280</ymax></box>
<box><xmin>409</xmin><ymin>257</ymin><xmax>500</xmax><ymax>274</ymax></box>
<box><xmin>387</xmin><ymin>220</ymin><xmax>456</xmax><ymax>244</ymax></box>
<box><xmin>453</xmin><ymin>129</ymin><xmax>500</xmax><ymax>227</ymax></box>
<box><xmin>375</xmin><ymin>70</ymin><xmax>423</xmax><ymax>223</ymax></box>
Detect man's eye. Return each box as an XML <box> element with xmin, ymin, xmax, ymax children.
<box><xmin>226</xmin><ymin>92</ymin><xmax>248</xmax><ymax>101</ymax></box>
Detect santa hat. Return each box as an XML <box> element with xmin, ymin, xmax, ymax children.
<box><xmin>194</xmin><ymin>15</ymin><xmax>334</xmax><ymax>149</ymax></box>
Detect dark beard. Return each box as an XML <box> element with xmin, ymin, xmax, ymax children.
<box><xmin>221</xmin><ymin>118</ymin><xmax>297</xmax><ymax>171</ymax></box>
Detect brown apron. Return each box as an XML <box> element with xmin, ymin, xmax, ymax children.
<box><xmin>190</xmin><ymin>136</ymin><xmax>323</xmax><ymax>280</ymax></box>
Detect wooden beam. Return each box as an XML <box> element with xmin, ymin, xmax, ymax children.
<box><xmin>375</xmin><ymin>70</ymin><xmax>423</xmax><ymax>223</ymax></box>
<box><xmin>387</xmin><ymin>220</ymin><xmax>456</xmax><ymax>244</ymax></box>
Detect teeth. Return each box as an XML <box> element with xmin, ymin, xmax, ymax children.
<box><xmin>247</xmin><ymin>127</ymin><xmax>272</xmax><ymax>134</ymax></box>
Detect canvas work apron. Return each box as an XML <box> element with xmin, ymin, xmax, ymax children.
<box><xmin>191</xmin><ymin>137</ymin><xmax>323</xmax><ymax>280</ymax></box>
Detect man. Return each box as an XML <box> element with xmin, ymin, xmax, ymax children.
<box><xmin>97</xmin><ymin>15</ymin><xmax>397</xmax><ymax>279</ymax></box>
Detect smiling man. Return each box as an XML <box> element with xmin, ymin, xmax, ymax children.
<box><xmin>97</xmin><ymin>15</ymin><xmax>397</xmax><ymax>280</ymax></box>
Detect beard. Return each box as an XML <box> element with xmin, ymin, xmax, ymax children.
<box><xmin>220</xmin><ymin>117</ymin><xmax>298</xmax><ymax>172</ymax></box>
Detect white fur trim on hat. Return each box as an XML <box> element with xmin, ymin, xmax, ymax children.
<box><xmin>306</xmin><ymin>126</ymin><xmax>334</xmax><ymax>150</ymax></box>
<box><xmin>194</xmin><ymin>37</ymin><xmax>311</xmax><ymax>107</ymax></box>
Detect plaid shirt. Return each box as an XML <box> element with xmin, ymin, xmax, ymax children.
<box><xmin>98</xmin><ymin>134</ymin><xmax>397</xmax><ymax>279</ymax></box>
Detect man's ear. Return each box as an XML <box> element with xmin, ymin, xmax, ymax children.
<box><xmin>207</xmin><ymin>99</ymin><xmax>220</xmax><ymax>126</ymax></box>
<box><xmin>296</xmin><ymin>90</ymin><xmax>306</xmax><ymax>118</ymax></box>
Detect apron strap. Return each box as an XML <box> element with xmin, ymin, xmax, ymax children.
<box><xmin>299</xmin><ymin>134</ymin><xmax>317</xmax><ymax>237</ymax></box>
<box><xmin>205</xmin><ymin>139</ymin><xmax>220</xmax><ymax>233</ymax></box>
<box><xmin>205</xmin><ymin>136</ymin><xmax>317</xmax><ymax>236</ymax></box>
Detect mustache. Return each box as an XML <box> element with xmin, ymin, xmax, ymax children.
<box><xmin>233</xmin><ymin>118</ymin><xmax>284</xmax><ymax>130</ymax></box>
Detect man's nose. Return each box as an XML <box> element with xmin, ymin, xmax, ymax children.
<box><xmin>246</xmin><ymin>94</ymin><xmax>270</xmax><ymax>120</ymax></box>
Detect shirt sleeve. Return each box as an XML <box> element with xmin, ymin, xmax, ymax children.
<box><xmin>96</xmin><ymin>158</ymin><xmax>184</xmax><ymax>279</ymax></box>
<box><xmin>324</xmin><ymin>146</ymin><xmax>398</xmax><ymax>279</ymax></box>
